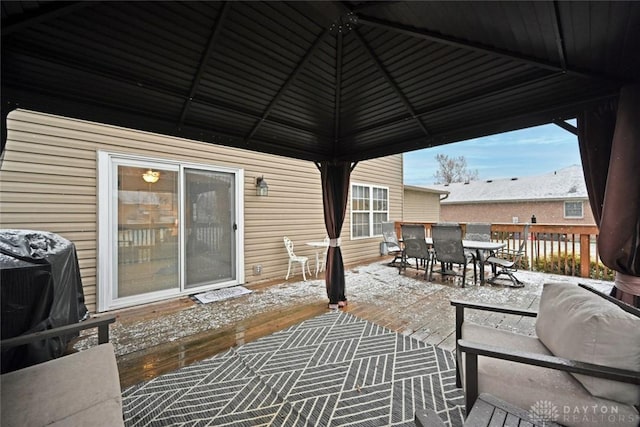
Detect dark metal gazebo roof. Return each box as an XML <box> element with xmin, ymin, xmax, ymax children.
<box><xmin>2</xmin><ymin>1</ymin><xmax>638</xmax><ymax>161</ymax></box>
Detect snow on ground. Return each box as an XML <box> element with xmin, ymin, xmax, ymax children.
<box><xmin>80</xmin><ymin>260</ymin><xmax>614</xmax><ymax>356</ymax></box>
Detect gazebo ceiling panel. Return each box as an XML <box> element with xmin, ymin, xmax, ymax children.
<box><xmin>2</xmin><ymin>1</ymin><xmax>638</xmax><ymax>162</ymax></box>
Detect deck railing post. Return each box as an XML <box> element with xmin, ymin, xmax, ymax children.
<box><xmin>580</xmin><ymin>234</ymin><xmax>591</xmax><ymax>278</ymax></box>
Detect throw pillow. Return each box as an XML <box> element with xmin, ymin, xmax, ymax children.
<box><xmin>535</xmin><ymin>282</ymin><xmax>640</xmax><ymax>405</ymax></box>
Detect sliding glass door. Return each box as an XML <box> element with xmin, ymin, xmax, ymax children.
<box><xmin>184</xmin><ymin>168</ymin><xmax>236</xmax><ymax>289</ymax></box>
<box><xmin>116</xmin><ymin>161</ymin><xmax>179</xmax><ymax>299</ymax></box>
<box><xmin>99</xmin><ymin>153</ymin><xmax>243</xmax><ymax>311</ymax></box>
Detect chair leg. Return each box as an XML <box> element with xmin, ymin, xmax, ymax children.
<box><xmin>473</xmin><ymin>261</ymin><xmax>477</xmax><ymax>284</ymax></box>
<box><xmin>301</xmin><ymin>261</ymin><xmax>307</xmax><ymax>281</ymax></box>
<box><xmin>505</xmin><ymin>271</ymin><xmax>524</xmax><ymax>287</ymax></box>
<box><xmin>461</xmin><ymin>264</ymin><xmax>466</xmax><ymax>288</ymax></box>
<box><xmin>286</xmin><ymin>260</ymin><xmax>292</xmax><ymax>279</ymax></box>
<box><xmin>423</xmin><ymin>255</ymin><xmax>431</xmax><ymax>279</ymax></box>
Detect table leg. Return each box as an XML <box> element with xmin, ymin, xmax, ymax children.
<box><xmin>477</xmin><ymin>249</ymin><xmax>485</xmax><ymax>285</ymax></box>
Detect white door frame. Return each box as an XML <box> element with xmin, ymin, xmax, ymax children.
<box><xmin>97</xmin><ymin>151</ymin><xmax>244</xmax><ymax>312</ymax></box>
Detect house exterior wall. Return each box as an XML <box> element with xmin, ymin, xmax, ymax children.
<box><xmin>440</xmin><ymin>200</ymin><xmax>595</xmax><ymax>225</ymax></box>
<box><xmin>402</xmin><ymin>189</ymin><xmax>441</xmax><ymax>222</ymax></box>
<box><xmin>0</xmin><ymin>110</ymin><xmax>402</xmax><ymax>312</ymax></box>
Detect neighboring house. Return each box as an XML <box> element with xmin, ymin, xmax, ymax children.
<box><xmin>402</xmin><ymin>185</ymin><xmax>448</xmax><ymax>222</ymax></box>
<box><xmin>431</xmin><ymin>165</ymin><xmax>595</xmax><ymax>225</ymax></box>
<box><xmin>0</xmin><ymin>110</ymin><xmax>403</xmax><ymax>312</ymax></box>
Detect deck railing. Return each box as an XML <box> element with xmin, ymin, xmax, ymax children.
<box><xmin>394</xmin><ymin>221</ymin><xmax>614</xmax><ymax>280</ymax></box>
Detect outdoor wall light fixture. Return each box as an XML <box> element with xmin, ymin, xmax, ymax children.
<box><xmin>256</xmin><ymin>176</ymin><xmax>269</xmax><ymax>196</ymax></box>
<box><xmin>142</xmin><ymin>169</ymin><xmax>160</xmax><ymax>183</ymax></box>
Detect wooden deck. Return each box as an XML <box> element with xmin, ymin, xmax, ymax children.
<box><xmin>111</xmin><ymin>259</ymin><xmax>610</xmax><ymax>390</ymax></box>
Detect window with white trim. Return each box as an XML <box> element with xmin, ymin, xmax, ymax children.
<box><xmin>351</xmin><ymin>184</ymin><xmax>389</xmax><ymax>238</ymax></box>
<box><xmin>564</xmin><ymin>201</ymin><xmax>583</xmax><ymax>218</ymax></box>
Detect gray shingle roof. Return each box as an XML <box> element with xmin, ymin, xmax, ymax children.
<box><xmin>430</xmin><ymin>165</ymin><xmax>587</xmax><ymax>204</ymax></box>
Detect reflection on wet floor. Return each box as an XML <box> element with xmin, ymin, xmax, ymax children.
<box><xmin>111</xmin><ymin>259</ymin><xmax>613</xmax><ymax>389</ymax></box>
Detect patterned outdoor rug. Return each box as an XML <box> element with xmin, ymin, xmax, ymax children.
<box><xmin>122</xmin><ymin>311</ymin><xmax>465</xmax><ymax>426</ymax></box>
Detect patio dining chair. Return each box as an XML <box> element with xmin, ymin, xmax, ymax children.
<box><xmin>399</xmin><ymin>224</ymin><xmax>432</xmax><ymax>278</ymax></box>
<box><xmin>429</xmin><ymin>223</ymin><xmax>476</xmax><ymax>287</ymax></box>
<box><xmin>464</xmin><ymin>222</ymin><xmax>491</xmax><ymax>242</ymax></box>
<box><xmin>465</xmin><ymin>222</ymin><xmax>493</xmax><ymax>273</ymax></box>
<box><xmin>381</xmin><ymin>221</ymin><xmax>403</xmax><ymax>266</ymax></box>
<box><xmin>485</xmin><ymin>224</ymin><xmax>530</xmax><ymax>287</ymax></box>
<box><xmin>283</xmin><ymin>236</ymin><xmax>311</xmax><ymax>281</ymax></box>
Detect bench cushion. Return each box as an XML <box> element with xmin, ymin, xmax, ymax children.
<box><xmin>0</xmin><ymin>343</ymin><xmax>123</xmax><ymax>427</ymax></box>
<box><xmin>535</xmin><ymin>282</ymin><xmax>640</xmax><ymax>406</ymax></box>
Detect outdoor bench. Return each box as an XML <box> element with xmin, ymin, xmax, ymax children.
<box><xmin>0</xmin><ymin>315</ymin><xmax>123</xmax><ymax>427</ymax></box>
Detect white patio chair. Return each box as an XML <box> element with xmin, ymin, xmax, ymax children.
<box><xmin>283</xmin><ymin>236</ymin><xmax>311</xmax><ymax>281</ymax></box>
<box><xmin>382</xmin><ymin>221</ymin><xmax>403</xmax><ymax>266</ymax></box>
<box><xmin>315</xmin><ymin>236</ymin><xmax>330</xmax><ymax>276</ymax></box>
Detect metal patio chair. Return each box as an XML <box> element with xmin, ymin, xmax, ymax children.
<box><xmin>399</xmin><ymin>224</ymin><xmax>432</xmax><ymax>278</ymax></box>
<box><xmin>464</xmin><ymin>222</ymin><xmax>491</xmax><ymax>242</ymax></box>
<box><xmin>429</xmin><ymin>223</ymin><xmax>476</xmax><ymax>287</ymax></box>
<box><xmin>381</xmin><ymin>221</ymin><xmax>403</xmax><ymax>266</ymax></box>
<box><xmin>485</xmin><ymin>224</ymin><xmax>530</xmax><ymax>287</ymax></box>
<box><xmin>283</xmin><ymin>236</ymin><xmax>311</xmax><ymax>281</ymax></box>
<box><xmin>465</xmin><ymin>222</ymin><xmax>493</xmax><ymax>274</ymax></box>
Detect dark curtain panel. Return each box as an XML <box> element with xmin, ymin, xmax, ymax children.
<box><xmin>578</xmin><ymin>84</ymin><xmax>640</xmax><ymax>306</ymax></box>
<box><xmin>318</xmin><ymin>161</ymin><xmax>354</xmax><ymax>305</ymax></box>
<box><xmin>577</xmin><ymin>102</ymin><xmax>616</xmax><ymax>224</ymax></box>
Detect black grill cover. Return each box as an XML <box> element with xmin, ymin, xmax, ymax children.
<box><xmin>0</xmin><ymin>230</ymin><xmax>88</xmax><ymax>373</ymax></box>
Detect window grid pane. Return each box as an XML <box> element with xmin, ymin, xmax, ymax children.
<box><xmin>352</xmin><ymin>212</ymin><xmax>370</xmax><ymax>238</ymax></box>
<box><xmin>352</xmin><ymin>185</ymin><xmax>369</xmax><ymax>211</ymax></box>
<box><xmin>351</xmin><ymin>184</ymin><xmax>389</xmax><ymax>238</ymax></box>
<box><xmin>564</xmin><ymin>201</ymin><xmax>583</xmax><ymax>218</ymax></box>
<box><xmin>373</xmin><ymin>212</ymin><xmax>388</xmax><ymax>235</ymax></box>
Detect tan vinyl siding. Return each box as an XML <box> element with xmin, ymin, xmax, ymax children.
<box><xmin>403</xmin><ymin>189</ymin><xmax>441</xmax><ymax>222</ymax></box>
<box><xmin>1</xmin><ymin>110</ymin><xmax>403</xmax><ymax>312</ymax></box>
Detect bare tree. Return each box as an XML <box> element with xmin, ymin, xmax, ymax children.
<box><xmin>433</xmin><ymin>154</ymin><xmax>479</xmax><ymax>184</ymax></box>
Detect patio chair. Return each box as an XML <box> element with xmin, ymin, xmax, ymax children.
<box><xmin>315</xmin><ymin>236</ymin><xmax>330</xmax><ymax>275</ymax></box>
<box><xmin>399</xmin><ymin>224</ymin><xmax>432</xmax><ymax>278</ymax></box>
<box><xmin>464</xmin><ymin>222</ymin><xmax>491</xmax><ymax>242</ymax></box>
<box><xmin>465</xmin><ymin>222</ymin><xmax>493</xmax><ymax>276</ymax></box>
<box><xmin>485</xmin><ymin>224</ymin><xmax>529</xmax><ymax>287</ymax></box>
<box><xmin>283</xmin><ymin>236</ymin><xmax>311</xmax><ymax>281</ymax></box>
<box><xmin>381</xmin><ymin>221</ymin><xmax>403</xmax><ymax>266</ymax></box>
<box><xmin>429</xmin><ymin>223</ymin><xmax>476</xmax><ymax>287</ymax></box>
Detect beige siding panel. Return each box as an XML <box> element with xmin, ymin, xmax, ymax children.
<box><xmin>403</xmin><ymin>190</ymin><xmax>441</xmax><ymax>222</ymax></box>
<box><xmin>0</xmin><ymin>192</ymin><xmax>95</xmax><ymax>204</ymax></box>
<box><xmin>3</xmin><ymin>151</ymin><xmax>96</xmax><ymax>171</ymax></box>
<box><xmin>1</xmin><ymin>110</ymin><xmax>403</xmax><ymax>312</ymax></box>
<box><xmin>1</xmin><ymin>202</ymin><xmax>97</xmax><ymax>213</ymax></box>
<box><xmin>0</xmin><ymin>171</ymin><xmax>95</xmax><ymax>186</ymax></box>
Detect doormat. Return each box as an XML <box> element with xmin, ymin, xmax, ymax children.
<box><xmin>192</xmin><ymin>286</ymin><xmax>252</xmax><ymax>304</ymax></box>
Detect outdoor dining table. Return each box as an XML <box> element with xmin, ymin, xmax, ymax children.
<box><xmin>425</xmin><ymin>237</ymin><xmax>505</xmax><ymax>285</ymax></box>
<box><xmin>305</xmin><ymin>241</ymin><xmax>329</xmax><ymax>277</ymax></box>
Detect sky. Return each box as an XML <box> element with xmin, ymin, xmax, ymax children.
<box><xmin>403</xmin><ymin>121</ymin><xmax>581</xmax><ymax>186</ymax></box>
